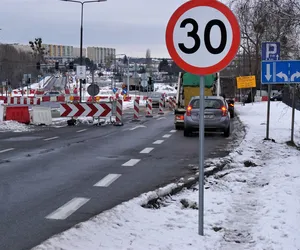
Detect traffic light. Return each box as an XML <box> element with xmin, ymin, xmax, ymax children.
<box><xmin>27</xmin><ymin>78</ymin><xmax>31</xmax><ymax>84</ymax></box>
<box><xmin>148</xmin><ymin>77</ymin><xmax>152</xmax><ymax>86</ymax></box>
<box><xmin>36</xmin><ymin>62</ymin><xmax>41</xmax><ymax>70</ymax></box>
<box><xmin>55</xmin><ymin>62</ymin><xmax>59</xmax><ymax>70</ymax></box>
<box><xmin>69</xmin><ymin>62</ymin><xmax>74</xmax><ymax>70</ymax></box>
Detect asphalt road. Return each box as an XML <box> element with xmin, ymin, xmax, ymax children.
<box><xmin>0</xmin><ymin>108</ymin><xmax>238</xmax><ymax>250</ymax></box>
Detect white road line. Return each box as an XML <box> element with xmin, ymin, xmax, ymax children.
<box><xmin>94</xmin><ymin>174</ymin><xmax>121</xmax><ymax>187</ymax></box>
<box><xmin>122</xmin><ymin>159</ymin><xmax>141</xmax><ymax>166</ymax></box>
<box><xmin>163</xmin><ymin>134</ymin><xmax>172</xmax><ymax>138</ymax></box>
<box><xmin>44</xmin><ymin>136</ymin><xmax>59</xmax><ymax>141</ymax></box>
<box><xmin>0</xmin><ymin>148</ymin><xmax>15</xmax><ymax>154</ymax></box>
<box><xmin>140</xmin><ymin>147</ymin><xmax>154</xmax><ymax>154</ymax></box>
<box><xmin>129</xmin><ymin>125</ymin><xmax>146</xmax><ymax>131</ymax></box>
<box><xmin>153</xmin><ymin>140</ymin><xmax>164</xmax><ymax>145</ymax></box>
<box><xmin>157</xmin><ymin>117</ymin><xmax>166</xmax><ymax>120</ymax></box>
<box><xmin>77</xmin><ymin>129</ymin><xmax>87</xmax><ymax>133</ymax></box>
<box><xmin>54</xmin><ymin>125</ymin><xmax>67</xmax><ymax>128</ymax></box>
<box><xmin>45</xmin><ymin>197</ymin><xmax>90</xmax><ymax>220</ymax></box>
<box><xmin>170</xmin><ymin>130</ymin><xmax>177</xmax><ymax>133</ymax></box>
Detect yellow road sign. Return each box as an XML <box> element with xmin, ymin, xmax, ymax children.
<box><xmin>236</xmin><ymin>75</ymin><xmax>256</xmax><ymax>89</ymax></box>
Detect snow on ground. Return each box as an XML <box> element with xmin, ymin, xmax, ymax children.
<box><xmin>0</xmin><ymin>120</ymin><xmax>33</xmax><ymax>133</ymax></box>
<box><xmin>33</xmin><ymin>101</ymin><xmax>300</xmax><ymax>250</ymax></box>
<box><xmin>154</xmin><ymin>83</ymin><xmax>177</xmax><ymax>94</ymax></box>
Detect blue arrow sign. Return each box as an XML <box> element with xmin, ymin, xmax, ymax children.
<box><xmin>261</xmin><ymin>60</ymin><xmax>300</xmax><ymax>84</ymax></box>
<box><xmin>262</xmin><ymin>42</ymin><xmax>280</xmax><ymax>60</ymax></box>
<box><xmin>122</xmin><ymin>89</ymin><xmax>127</xmax><ymax>95</ymax></box>
<box><xmin>113</xmin><ymin>87</ymin><xmax>118</xmax><ymax>94</ymax></box>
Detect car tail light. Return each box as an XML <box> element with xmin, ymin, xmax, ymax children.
<box><xmin>229</xmin><ymin>103</ymin><xmax>234</xmax><ymax>107</ymax></box>
<box><xmin>186</xmin><ymin>105</ymin><xmax>192</xmax><ymax>116</ymax></box>
<box><xmin>221</xmin><ymin>106</ymin><xmax>228</xmax><ymax>116</ymax></box>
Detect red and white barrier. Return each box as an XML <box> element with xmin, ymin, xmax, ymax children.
<box><xmin>146</xmin><ymin>98</ymin><xmax>153</xmax><ymax>118</ymax></box>
<box><xmin>5</xmin><ymin>97</ymin><xmax>40</xmax><ymax>105</ymax></box>
<box><xmin>158</xmin><ymin>98</ymin><xmax>164</xmax><ymax>115</ymax></box>
<box><xmin>114</xmin><ymin>99</ymin><xmax>123</xmax><ymax>126</ymax></box>
<box><xmin>133</xmin><ymin>98</ymin><xmax>140</xmax><ymax>121</ymax></box>
<box><xmin>60</xmin><ymin>103</ymin><xmax>112</xmax><ymax>117</ymax></box>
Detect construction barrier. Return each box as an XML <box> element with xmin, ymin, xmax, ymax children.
<box><xmin>114</xmin><ymin>99</ymin><xmax>123</xmax><ymax>126</ymax></box>
<box><xmin>254</xmin><ymin>96</ymin><xmax>262</xmax><ymax>102</ymax></box>
<box><xmin>261</xmin><ymin>96</ymin><xmax>268</xmax><ymax>101</ymax></box>
<box><xmin>158</xmin><ymin>98</ymin><xmax>164</xmax><ymax>115</ymax></box>
<box><xmin>32</xmin><ymin>106</ymin><xmax>52</xmax><ymax>125</ymax></box>
<box><xmin>0</xmin><ymin>104</ymin><xmax>4</xmax><ymax>122</ymax></box>
<box><xmin>133</xmin><ymin>98</ymin><xmax>140</xmax><ymax>121</ymax></box>
<box><xmin>146</xmin><ymin>98</ymin><xmax>153</xmax><ymax>118</ymax></box>
<box><xmin>5</xmin><ymin>97</ymin><xmax>40</xmax><ymax>105</ymax></box>
<box><xmin>60</xmin><ymin>102</ymin><xmax>112</xmax><ymax>118</ymax></box>
<box><xmin>169</xmin><ymin>97</ymin><xmax>174</xmax><ymax>110</ymax></box>
<box><xmin>6</xmin><ymin>106</ymin><xmax>30</xmax><ymax>124</ymax></box>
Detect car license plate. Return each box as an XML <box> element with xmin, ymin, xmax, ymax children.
<box><xmin>204</xmin><ymin>114</ymin><xmax>214</xmax><ymax>119</ymax></box>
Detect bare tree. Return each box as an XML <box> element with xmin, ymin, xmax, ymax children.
<box><xmin>229</xmin><ymin>0</ymin><xmax>300</xmax><ymax>86</ymax></box>
<box><xmin>29</xmin><ymin>37</ymin><xmax>47</xmax><ymax>63</ymax></box>
<box><xmin>0</xmin><ymin>44</ymin><xmax>38</xmax><ymax>89</ymax></box>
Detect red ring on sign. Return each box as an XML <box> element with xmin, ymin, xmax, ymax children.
<box><xmin>166</xmin><ymin>0</ymin><xmax>240</xmax><ymax>75</ymax></box>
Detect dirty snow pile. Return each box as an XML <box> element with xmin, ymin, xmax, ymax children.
<box><xmin>33</xmin><ymin>101</ymin><xmax>300</xmax><ymax>250</ymax></box>
<box><xmin>154</xmin><ymin>83</ymin><xmax>177</xmax><ymax>94</ymax></box>
<box><xmin>0</xmin><ymin>121</ymin><xmax>33</xmax><ymax>132</ymax></box>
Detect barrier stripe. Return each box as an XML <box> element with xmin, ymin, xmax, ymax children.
<box><xmin>158</xmin><ymin>98</ymin><xmax>164</xmax><ymax>114</ymax></box>
<box><xmin>133</xmin><ymin>99</ymin><xmax>139</xmax><ymax>120</ymax></box>
<box><xmin>116</xmin><ymin>99</ymin><xmax>123</xmax><ymax>124</ymax></box>
<box><xmin>146</xmin><ymin>98</ymin><xmax>153</xmax><ymax>117</ymax></box>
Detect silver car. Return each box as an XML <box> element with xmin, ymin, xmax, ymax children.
<box><xmin>184</xmin><ymin>96</ymin><xmax>231</xmax><ymax>137</ymax></box>
<box><xmin>149</xmin><ymin>92</ymin><xmax>165</xmax><ymax>107</ymax></box>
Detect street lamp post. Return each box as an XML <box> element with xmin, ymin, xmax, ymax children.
<box><xmin>116</xmin><ymin>54</ymin><xmax>130</xmax><ymax>92</ymax></box>
<box><xmin>60</xmin><ymin>0</ymin><xmax>106</xmax><ymax>102</ymax></box>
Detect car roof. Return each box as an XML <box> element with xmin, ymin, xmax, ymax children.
<box><xmin>191</xmin><ymin>96</ymin><xmax>225</xmax><ymax>100</ymax></box>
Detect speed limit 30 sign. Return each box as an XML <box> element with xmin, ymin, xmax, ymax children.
<box><xmin>166</xmin><ymin>0</ymin><xmax>240</xmax><ymax>75</ymax></box>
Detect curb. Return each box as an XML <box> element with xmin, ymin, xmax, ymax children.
<box><xmin>142</xmin><ymin>157</ymin><xmax>233</xmax><ymax>209</ymax></box>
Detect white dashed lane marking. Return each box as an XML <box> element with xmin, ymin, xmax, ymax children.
<box><xmin>94</xmin><ymin>174</ymin><xmax>121</xmax><ymax>187</ymax></box>
<box><xmin>44</xmin><ymin>136</ymin><xmax>59</xmax><ymax>141</ymax></box>
<box><xmin>153</xmin><ymin>140</ymin><xmax>164</xmax><ymax>145</ymax></box>
<box><xmin>77</xmin><ymin>129</ymin><xmax>87</xmax><ymax>133</ymax></box>
<box><xmin>45</xmin><ymin>197</ymin><xmax>90</xmax><ymax>220</ymax></box>
<box><xmin>0</xmin><ymin>148</ymin><xmax>15</xmax><ymax>154</ymax></box>
<box><xmin>162</xmin><ymin>134</ymin><xmax>172</xmax><ymax>138</ymax></box>
<box><xmin>122</xmin><ymin>159</ymin><xmax>141</xmax><ymax>166</ymax></box>
<box><xmin>140</xmin><ymin>147</ymin><xmax>154</xmax><ymax>154</ymax></box>
<box><xmin>170</xmin><ymin>130</ymin><xmax>177</xmax><ymax>133</ymax></box>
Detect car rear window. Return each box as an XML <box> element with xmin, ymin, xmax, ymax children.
<box><xmin>191</xmin><ymin>99</ymin><xmax>223</xmax><ymax>109</ymax></box>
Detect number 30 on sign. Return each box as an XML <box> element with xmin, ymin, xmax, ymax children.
<box><xmin>166</xmin><ymin>0</ymin><xmax>240</xmax><ymax>75</ymax></box>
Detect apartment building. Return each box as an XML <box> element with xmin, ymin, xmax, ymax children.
<box><xmin>42</xmin><ymin>44</ymin><xmax>74</xmax><ymax>63</ymax></box>
<box><xmin>87</xmin><ymin>47</ymin><xmax>116</xmax><ymax>65</ymax></box>
<box><xmin>73</xmin><ymin>47</ymin><xmax>87</xmax><ymax>58</ymax></box>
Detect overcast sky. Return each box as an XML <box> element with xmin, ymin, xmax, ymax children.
<box><xmin>0</xmin><ymin>0</ymin><xmax>192</xmax><ymax>58</ymax></box>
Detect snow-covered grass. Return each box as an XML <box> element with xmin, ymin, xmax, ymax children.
<box><xmin>33</xmin><ymin>101</ymin><xmax>300</xmax><ymax>250</ymax></box>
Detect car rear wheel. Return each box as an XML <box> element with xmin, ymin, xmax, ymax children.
<box><xmin>223</xmin><ymin>126</ymin><xmax>230</xmax><ymax>138</ymax></box>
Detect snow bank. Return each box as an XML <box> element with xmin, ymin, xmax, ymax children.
<box><xmin>33</xmin><ymin>101</ymin><xmax>300</xmax><ymax>250</ymax></box>
<box><xmin>0</xmin><ymin>121</ymin><xmax>33</xmax><ymax>132</ymax></box>
<box><xmin>154</xmin><ymin>83</ymin><xmax>176</xmax><ymax>94</ymax></box>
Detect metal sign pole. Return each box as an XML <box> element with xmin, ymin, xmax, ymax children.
<box><xmin>198</xmin><ymin>75</ymin><xmax>205</xmax><ymax>236</ymax></box>
<box><xmin>266</xmin><ymin>84</ymin><xmax>271</xmax><ymax>140</ymax></box>
<box><xmin>291</xmin><ymin>85</ymin><xmax>296</xmax><ymax>143</ymax></box>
